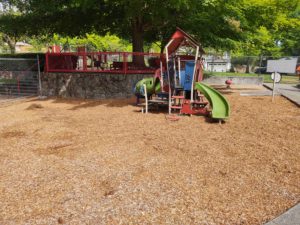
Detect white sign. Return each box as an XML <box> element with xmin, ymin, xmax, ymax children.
<box><xmin>271</xmin><ymin>72</ymin><xmax>281</xmax><ymax>83</ymax></box>
<box><xmin>267</xmin><ymin>58</ymin><xmax>297</xmax><ymax>74</ymax></box>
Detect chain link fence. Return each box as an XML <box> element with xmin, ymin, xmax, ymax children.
<box><xmin>0</xmin><ymin>57</ymin><xmax>41</xmax><ymax>103</ymax></box>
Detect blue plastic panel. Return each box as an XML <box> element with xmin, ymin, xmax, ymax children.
<box><xmin>179</xmin><ymin>70</ymin><xmax>185</xmax><ymax>87</ymax></box>
<box><xmin>184</xmin><ymin>61</ymin><xmax>195</xmax><ymax>91</ymax></box>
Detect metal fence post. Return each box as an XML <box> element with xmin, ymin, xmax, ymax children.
<box><xmin>123</xmin><ymin>52</ymin><xmax>127</xmax><ymax>74</ymax></box>
<box><xmin>37</xmin><ymin>54</ymin><xmax>42</xmax><ymax>97</ymax></box>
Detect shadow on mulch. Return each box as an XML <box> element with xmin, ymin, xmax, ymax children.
<box><xmin>26</xmin><ymin>103</ymin><xmax>43</xmax><ymax>110</ymax></box>
<box><xmin>133</xmin><ymin>104</ymin><xmax>169</xmax><ymax>114</ymax></box>
<box><xmin>26</xmin><ymin>97</ymin><xmax>137</xmax><ymax>110</ymax></box>
<box><xmin>68</xmin><ymin>97</ymin><xmax>140</xmax><ymax>110</ymax></box>
<box><xmin>1</xmin><ymin>130</ymin><xmax>26</xmax><ymax>138</ymax></box>
<box><xmin>26</xmin><ymin>97</ymin><xmax>49</xmax><ymax>102</ymax></box>
<box><xmin>204</xmin><ymin>116</ymin><xmax>228</xmax><ymax>124</ymax></box>
<box><xmin>252</xmin><ymin>97</ymin><xmax>266</xmax><ymax>101</ymax></box>
<box><xmin>216</xmin><ymin>90</ymin><xmax>235</xmax><ymax>95</ymax></box>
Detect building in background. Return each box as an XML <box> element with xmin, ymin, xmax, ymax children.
<box><xmin>15</xmin><ymin>42</ymin><xmax>33</xmax><ymax>53</ymax></box>
<box><xmin>203</xmin><ymin>52</ymin><xmax>231</xmax><ymax>72</ymax></box>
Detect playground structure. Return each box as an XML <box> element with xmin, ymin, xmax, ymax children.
<box><xmin>134</xmin><ymin>28</ymin><xmax>230</xmax><ymax>121</ymax></box>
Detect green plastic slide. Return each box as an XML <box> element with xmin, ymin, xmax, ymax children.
<box><xmin>134</xmin><ymin>77</ymin><xmax>161</xmax><ymax>96</ymax></box>
<box><xmin>195</xmin><ymin>82</ymin><xmax>230</xmax><ymax>120</ymax></box>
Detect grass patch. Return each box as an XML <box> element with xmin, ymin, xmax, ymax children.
<box><xmin>0</xmin><ymin>78</ymin><xmax>18</xmax><ymax>84</ymax></box>
<box><xmin>204</xmin><ymin>71</ymin><xmax>299</xmax><ymax>84</ymax></box>
<box><xmin>262</xmin><ymin>75</ymin><xmax>299</xmax><ymax>84</ymax></box>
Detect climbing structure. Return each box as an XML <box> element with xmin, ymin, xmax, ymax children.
<box><xmin>134</xmin><ymin>28</ymin><xmax>230</xmax><ymax>121</ymax></box>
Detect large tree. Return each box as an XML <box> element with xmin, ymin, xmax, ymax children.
<box><xmin>234</xmin><ymin>0</ymin><xmax>300</xmax><ymax>56</ymax></box>
<box><xmin>0</xmin><ymin>1</ymin><xmax>29</xmax><ymax>53</ymax></box>
<box><xmin>1</xmin><ymin>0</ymin><xmax>300</xmax><ymax>57</ymax></box>
<box><xmin>0</xmin><ymin>0</ymin><xmax>246</xmax><ymax>54</ymax></box>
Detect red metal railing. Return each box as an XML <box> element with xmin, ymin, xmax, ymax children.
<box><xmin>45</xmin><ymin>51</ymin><xmax>163</xmax><ymax>74</ymax></box>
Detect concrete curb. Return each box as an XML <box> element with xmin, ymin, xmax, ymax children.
<box><xmin>264</xmin><ymin>203</ymin><xmax>300</xmax><ymax>225</ymax></box>
<box><xmin>263</xmin><ymin>84</ymin><xmax>300</xmax><ymax>107</ymax></box>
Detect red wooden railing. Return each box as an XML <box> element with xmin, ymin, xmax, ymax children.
<box><xmin>45</xmin><ymin>51</ymin><xmax>163</xmax><ymax>74</ymax></box>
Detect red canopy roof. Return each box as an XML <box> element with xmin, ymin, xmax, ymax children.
<box><xmin>166</xmin><ymin>28</ymin><xmax>204</xmax><ymax>55</ymax></box>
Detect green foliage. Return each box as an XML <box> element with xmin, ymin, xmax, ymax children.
<box><xmin>51</xmin><ymin>33</ymin><xmax>132</xmax><ymax>52</ymax></box>
<box><xmin>0</xmin><ymin>78</ymin><xmax>18</xmax><ymax>84</ymax></box>
<box><xmin>0</xmin><ymin>0</ymin><xmax>248</xmax><ymax>52</ymax></box>
<box><xmin>26</xmin><ymin>35</ymin><xmax>51</xmax><ymax>52</ymax></box>
<box><xmin>0</xmin><ymin>33</ymin><xmax>11</xmax><ymax>53</ymax></box>
<box><xmin>0</xmin><ymin>0</ymin><xmax>299</xmax><ymax>56</ymax></box>
<box><xmin>233</xmin><ymin>0</ymin><xmax>300</xmax><ymax>56</ymax></box>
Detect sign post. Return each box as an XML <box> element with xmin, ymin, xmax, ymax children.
<box><xmin>271</xmin><ymin>72</ymin><xmax>281</xmax><ymax>102</ymax></box>
<box><xmin>267</xmin><ymin>57</ymin><xmax>297</xmax><ymax>102</ymax></box>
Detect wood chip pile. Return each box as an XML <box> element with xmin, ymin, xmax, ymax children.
<box><xmin>0</xmin><ymin>87</ymin><xmax>299</xmax><ymax>224</ymax></box>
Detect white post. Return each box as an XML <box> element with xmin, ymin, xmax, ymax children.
<box><xmin>211</xmin><ymin>54</ymin><xmax>214</xmax><ymax>72</ymax></box>
<box><xmin>272</xmin><ymin>71</ymin><xmax>276</xmax><ymax>102</ymax></box>
<box><xmin>165</xmin><ymin>39</ymin><xmax>174</xmax><ymax>114</ymax></box>
<box><xmin>178</xmin><ymin>57</ymin><xmax>181</xmax><ymax>86</ymax></box>
<box><xmin>37</xmin><ymin>54</ymin><xmax>42</xmax><ymax>97</ymax></box>
<box><xmin>173</xmin><ymin>57</ymin><xmax>177</xmax><ymax>87</ymax></box>
<box><xmin>143</xmin><ymin>84</ymin><xmax>148</xmax><ymax>113</ymax></box>
<box><xmin>160</xmin><ymin>61</ymin><xmax>163</xmax><ymax>91</ymax></box>
<box><xmin>190</xmin><ymin>46</ymin><xmax>199</xmax><ymax>102</ymax></box>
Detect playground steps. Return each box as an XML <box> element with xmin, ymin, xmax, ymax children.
<box><xmin>170</xmin><ymin>105</ymin><xmax>182</xmax><ymax>109</ymax></box>
<box><xmin>193</xmin><ymin>100</ymin><xmax>209</xmax><ymax>105</ymax></box>
<box><xmin>170</xmin><ymin>95</ymin><xmax>184</xmax><ymax>113</ymax></box>
<box><xmin>172</xmin><ymin>95</ymin><xmax>184</xmax><ymax>99</ymax></box>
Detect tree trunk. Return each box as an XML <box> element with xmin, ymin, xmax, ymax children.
<box><xmin>132</xmin><ymin>17</ymin><xmax>145</xmax><ymax>67</ymax></box>
<box><xmin>246</xmin><ymin>57</ymin><xmax>250</xmax><ymax>73</ymax></box>
<box><xmin>2</xmin><ymin>34</ymin><xmax>16</xmax><ymax>54</ymax></box>
<box><xmin>160</xmin><ymin>38</ymin><xmax>168</xmax><ymax>54</ymax></box>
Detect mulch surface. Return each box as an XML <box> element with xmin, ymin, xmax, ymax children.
<box><xmin>0</xmin><ymin>86</ymin><xmax>299</xmax><ymax>224</ymax></box>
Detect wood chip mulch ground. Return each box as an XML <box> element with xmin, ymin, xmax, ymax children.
<box><xmin>0</xmin><ymin>86</ymin><xmax>299</xmax><ymax>224</ymax></box>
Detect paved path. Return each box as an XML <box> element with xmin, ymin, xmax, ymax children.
<box><xmin>240</xmin><ymin>90</ymin><xmax>280</xmax><ymax>96</ymax></box>
<box><xmin>264</xmin><ymin>83</ymin><xmax>300</xmax><ymax>106</ymax></box>
<box><xmin>265</xmin><ymin>204</ymin><xmax>300</xmax><ymax>225</ymax></box>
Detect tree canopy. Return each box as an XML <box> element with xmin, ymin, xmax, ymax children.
<box><xmin>0</xmin><ymin>0</ymin><xmax>299</xmax><ymax>56</ymax></box>
<box><xmin>234</xmin><ymin>0</ymin><xmax>300</xmax><ymax>56</ymax></box>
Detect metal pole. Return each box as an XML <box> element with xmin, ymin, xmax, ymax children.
<box><xmin>211</xmin><ymin>54</ymin><xmax>214</xmax><ymax>72</ymax></box>
<box><xmin>165</xmin><ymin>39</ymin><xmax>174</xmax><ymax>114</ymax></box>
<box><xmin>173</xmin><ymin>57</ymin><xmax>177</xmax><ymax>87</ymax></box>
<box><xmin>178</xmin><ymin>57</ymin><xmax>181</xmax><ymax>86</ymax></box>
<box><xmin>190</xmin><ymin>46</ymin><xmax>199</xmax><ymax>102</ymax></box>
<box><xmin>160</xmin><ymin>61</ymin><xmax>163</xmax><ymax>90</ymax></box>
<box><xmin>17</xmin><ymin>77</ymin><xmax>20</xmax><ymax>96</ymax></box>
<box><xmin>272</xmin><ymin>71</ymin><xmax>276</xmax><ymax>102</ymax></box>
<box><xmin>143</xmin><ymin>84</ymin><xmax>148</xmax><ymax>114</ymax></box>
<box><xmin>259</xmin><ymin>55</ymin><xmax>263</xmax><ymax>75</ymax></box>
<box><xmin>37</xmin><ymin>54</ymin><xmax>42</xmax><ymax>97</ymax></box>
